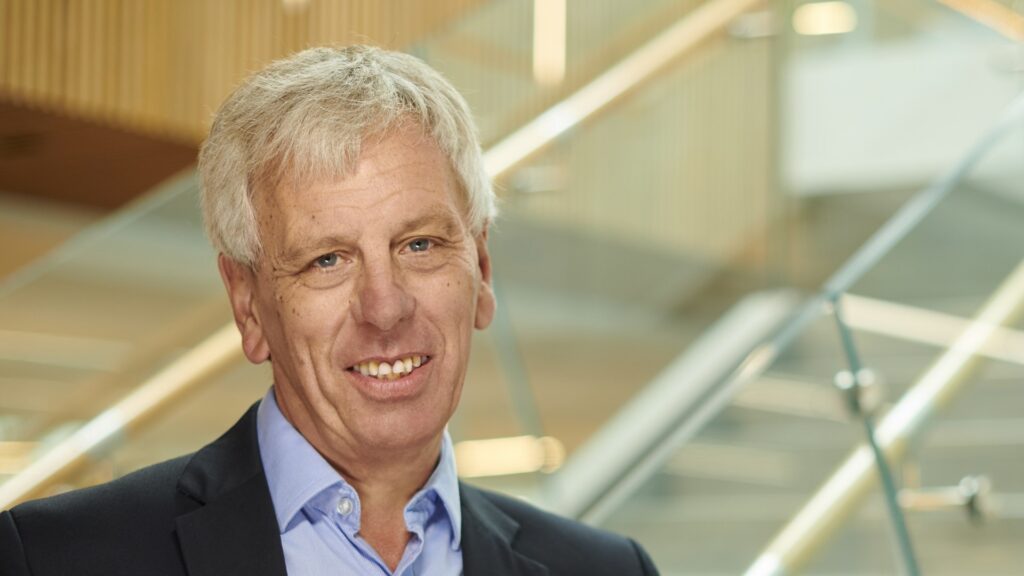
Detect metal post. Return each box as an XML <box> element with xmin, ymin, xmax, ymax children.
<box><xmin>831</xmin><ymin>298</ymin><xmax>921</xmax><ymax>576</ymax></box>
<box><xmin>746</xmin><ymin>260</ymin><xmax>1024</xmax><ymax>575</ymax></box>
<box><xmin>490</xmin><ymin>274</ymin><xmax>546</xmax><ymax>438</ymax></box>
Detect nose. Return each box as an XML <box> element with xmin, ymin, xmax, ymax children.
<box><xmin>351</xmin><ymin>255</ymin><xmax>415</xmax><ymax>332</ymax></box>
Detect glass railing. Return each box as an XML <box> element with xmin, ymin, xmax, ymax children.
<box><xmin>592</xmin><ymin>86</ymin><xmax>1024</xmax><ymax>576</ymax></box>
<box><xmin>0</xmin><ymin>174</ymin><xmax>244</xmax><ymax>494</ymax></box>
<box><xmin>408</xmin><ymin>0</ymin><xmax>714</xmax><ymax>146</ymax></box>
<box><xmin>0</xmin><ymin>0</ymin><xmax>763</xmax><ymax>502</ymax></box>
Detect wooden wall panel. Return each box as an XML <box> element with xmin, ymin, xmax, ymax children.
<box><xmin>427</xmin><ymin>0</ymin><xmax>777</xmax><ymax>266</ymax></box>
<box><xmin>513</xmin><ymin>33</ymin><xmax>775</xmax><ymax>264</ymax></box>
<box><xmin>0</xmin><ymin>0</ymin><xmax>482</xmax><ymax>142</ymax></box>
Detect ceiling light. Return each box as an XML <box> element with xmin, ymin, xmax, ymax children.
<box><xmin>455</xmin><ymin>435</ymin><xmax>565</xmax><ymax>478</ymax></box>
<box><xmin>792</xmin><ymin>1</ymin><xmax>857</xmax><ymax>36</ymax></box>
<box><xmin>282</xmin><ymin>0</ymin><xmax>310</xmax><ymax>13</ymax></box>
<box><xmin>533</xmin><ymin>0</ymin><xmax>567</xmax><ymax>85</ymax></box>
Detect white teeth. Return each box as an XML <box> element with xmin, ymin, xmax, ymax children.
<box><xmin>379</xmin><ymin>363</ymin><xmax>392</xmax><ymax>376</ymax></box>
<box><xmin>412</xmin><ymin>356</ymin><xmax>422</xmax><ymax>368</ymax></box>
<box><xmin>359</xmin><ymin>364</ymin><xmax>369</xmax><ymax>376</ymax></box>
<box><xmin>404</xmin><ymin>358</ymin><xmax>413</xmax><ymax>372</ymax></box>
<box><xmin>392</xmin><ymin>360</ymin><xmax>405</xmax><ymax>374</ymax></box>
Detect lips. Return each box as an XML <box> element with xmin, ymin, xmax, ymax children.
<box><xmin>345</xmin><ymin>354</ymin><xmax>433</xmax><ymax>402</ymax></box>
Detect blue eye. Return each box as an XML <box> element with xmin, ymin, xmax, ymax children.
<box><xmin>408</xmin><ymin>238</ymin><xmax>431</xmax><ymax>253</ymax></box>
<box><xmin>314</xmin><ymin>253</ymin><xmax>339</xmax><ymax>268</ymax></box>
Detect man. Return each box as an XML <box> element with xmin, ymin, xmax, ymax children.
<box><xmin>0</xmin><ymin>46</ymin><xmax>658</xmax><ymax>575</ymax></box>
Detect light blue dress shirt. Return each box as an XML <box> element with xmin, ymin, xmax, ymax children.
<box><xmin>256</xmin><ymin>388</ymin><xmax>463</xmax><ymax>576</ymax></box>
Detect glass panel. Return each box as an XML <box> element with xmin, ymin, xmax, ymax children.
<box><xmin>601</xmin><ymin>306</ymin><xmax>884</xmax><ymax>572</ymax></box>
<box><xmin>596</xmin><ymin>1</ymin><xmax>1024</xmax><ymax>572</ymax></box>
<box><xmin>0</xmin><ymin>175</ymin><xmax>244</xmax><ymax>484</ymax></box>
<box><xmin>472</xmin><ymin>8</ymin><xmax>776</xmax><ymax>468</ymax></box>
<box><xmin>2</xmin><ymin>0</ymin><xmax>740</xmax><ymax>495</ymax></box>
<box><xmin>806</xmin><ymin>487</ymin><xmax>904</xmax><ymax>574</ymax></box>
<box><xmin>410</xmin><ymin>0</ymin><xmax>710</xmax><ymax>145</ymax></box>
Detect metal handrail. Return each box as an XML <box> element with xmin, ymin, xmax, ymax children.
<box><xmin>0</xmin><ymin>0</ymin><xmax>760</xmax><ymax>510</ymax></box>
<box><xmin>740</xmin><ymin>93</ymin><xmax>1024</xmax><ymax>575</ymax></box>
<box><xmin>559</xmin><ymin>90</ymin><xmax>1024</xmax><ymax>568</ymax></box>
<box><xmin>0</xmin><ymin>325</ymin><xmax>242</xmax><ymax>506</ymax></box>
<box><xmin>553</xmin><ymin>90</ymin><xmax>1024</xmax><ymax>526</ymax></box>
<box><xmin>546</xmin><ymin>290</ymin><xmax>802</xmax><ymax>522</ymax></box>
<box><xmin>822</xmin><ymin>94</ymin><xmax>1024</xmax><ymax>300</ymax></box>
<box><xmin>746</xmin><ymin>262</ymin><xmax>1024</xmax><ymax>576</ymax></box>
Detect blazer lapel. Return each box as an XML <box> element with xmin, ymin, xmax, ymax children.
<box><xmin>460</xmin><ymin>484</ymin><xmax>549</xmax><ymax>576</ymax></box>
<box><xmin>174</xmin><ymin>404</ymin><xmax>287</xmax><ymax>576</ymax></box>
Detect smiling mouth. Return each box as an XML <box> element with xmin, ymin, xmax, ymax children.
<box><xmin>348</xmin><ymin>355</ymin><xmax>431</xmax><ymax>381</ymax></box>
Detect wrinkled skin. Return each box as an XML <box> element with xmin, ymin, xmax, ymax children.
<box><xmin>219</xmin><ymin>125</ymin><xmax>495</xmax><ymax>478</ymax></box>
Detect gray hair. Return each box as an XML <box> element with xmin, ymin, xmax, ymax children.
<box><xmin>198</xmin><ymin>45</ymin><xmax>495</xmax><ymax>266</ymax></box>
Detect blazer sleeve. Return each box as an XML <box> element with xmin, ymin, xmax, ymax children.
<box><xmin>0</xmin><ymin>510</ymin><xmax>32</xmax><ymax>576</ymax></box>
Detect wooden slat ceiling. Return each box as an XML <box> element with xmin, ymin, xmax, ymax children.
<box><xmin>0</xmin><ymin>0</ymin><xmax>483</xmax><ymax>208</ymax></box>
<box><xmin>0</xmin><ymin>0</ymin><xmax>483</xmax><ymax>141</ymax></box>
<box><xmin>0</xmin><ymin>100</ymin><xmax>196</xmax><ymax>207</ymax></box>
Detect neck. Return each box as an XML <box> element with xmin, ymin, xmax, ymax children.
<box><xmin>275</xmin><ymin>389</ymin><xmax>443</xmax><ymax>501</ymax></box>
<box><xmin>337</xmin><ymin>442</ymin><xmax>440</xmax><ymax>572</ymax></box>
<box><xmin>273</xmin><ymin>387</ymin><xmax>443</xmax><ymax>569</ymax></box>
<box><xmin>336</xmin><ymin>441</ymin><xmax>442</xmax><ymax>512</ymax></box>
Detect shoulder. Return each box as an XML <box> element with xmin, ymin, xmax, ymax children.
<box><xmin>461</xmin><ymin>483</ymin><xmax>658</xmax><ymax>575</ymax></box>
<box><xmin>10</xmin><ymin>453</ymin><xmax>194</xmax><ymax>524</ymax></box>
<box><xmin>1</xmin><ymin>454</ymin><xmax>197</xmax><ymax>575</ymax></box>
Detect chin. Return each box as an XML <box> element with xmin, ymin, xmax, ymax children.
<box><xmin>350</xmin><ymin>404</ymin><xmax>450</xmax><ymax>452</ymax></box>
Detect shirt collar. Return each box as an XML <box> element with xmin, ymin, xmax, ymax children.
<box><xmin>414</xmin><ymin>427</ymin><xmax>462</xmax><ymax>548</ymax></box>
<box><xmin>256</xmin><ymin>387</ymin><xmax>462</xmax><ymax>546</ymax></box>
<box><xmin>257</xmin><ymin>388</ymin><xmax>342</xmax><ymax>533</ymax></box>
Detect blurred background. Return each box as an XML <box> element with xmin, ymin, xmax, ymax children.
<box><xmin>2</xmin><ymin>0</ymin><xmax>1024</xmax><ymax>574</ymax></box>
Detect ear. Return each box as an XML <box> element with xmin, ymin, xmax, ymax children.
<box><xmin>473</xmin><ymin>226</ymin><xmax>496</xmax><ymax>330</ymax></box>
<box><xmin>218</xmin><ymin>253</ymin><xmax>271</xmax><ymax>364</ymax></box>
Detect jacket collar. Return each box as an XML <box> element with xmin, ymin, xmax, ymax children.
<box><xmin>174</xmin><ymin>403</ymin><xmax>288</xmax><ymax>576</ymax></box>
<box><xmin>459</xmin><ymin>483</ymin><xmax>550</xmax><ymax>576</ymax></box>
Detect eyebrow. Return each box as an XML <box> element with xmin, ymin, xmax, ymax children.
<box><xmin>278</xmin><ymin>233</ymin><xmax>355</xmax><ymax>266</ymax></box>
<box><xmin>395</xmin><ymin>208</ymin><xmax>464</xmax><ymax>238</ymax></box>
<box><xmin>279</xmin><ymin>207</ymin><xmax>466</xmax><ymax>265</ymax></box>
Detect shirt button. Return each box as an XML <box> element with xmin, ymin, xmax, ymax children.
<box><xmin>337</xmin><ymin>497</ymin><xmax>354</xmax><ymax>516</ymax></box>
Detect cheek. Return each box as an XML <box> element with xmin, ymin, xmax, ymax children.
<box><xmin>289</xmin><ymin>294</ymin><xmax>346</xmax><ymax>336</ymax></box>
<box><xmin>267</xmin><ymin>285</ymin><xmax>348</xmax><ymax>355</ymax></box>
<box><xmin>427</xmin><ymin>270</ymin><xmax>478</xmax><ymax>335</ymax></box>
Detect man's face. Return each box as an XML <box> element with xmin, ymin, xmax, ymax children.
<box><xmin>220</xmin><ymin>125</ymin><xmax>495</xmax><ymax>460</ymax></box>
